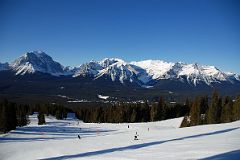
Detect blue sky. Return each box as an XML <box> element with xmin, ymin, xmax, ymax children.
<box><xmin>0</xmin><ymin>0</ymin><xmax>239</xmax><ymax>73</ymax></box>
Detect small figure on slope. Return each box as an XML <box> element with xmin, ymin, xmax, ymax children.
<box><xmin>134</xmin><ymin>132</ymin><xmax>139</xmax><ymax>140</ymax></box>
<box><xmin>78</xmin><ymin>135</ymin><xmax>81</xmax><ymax>139</ymax></box>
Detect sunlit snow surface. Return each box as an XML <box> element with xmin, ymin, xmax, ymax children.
<box><xmin>0</xmin><ymin>114</ymin><xmax>240</xmax><ymax>160</ymax></box>
<box><xmin>131</xmin><ymin>60</ymin><xmax>174</xmax><ymax>80</ymax></box>
<box><xmin>98</xmin><ymin>95</ymin><xmax>110</xmax><ymax>100</ymax></box>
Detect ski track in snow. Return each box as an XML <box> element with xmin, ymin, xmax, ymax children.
<box><xmin>0</xmin><ymin>114</ymin><xmax>240</xmax><ymax>160</ymax></box>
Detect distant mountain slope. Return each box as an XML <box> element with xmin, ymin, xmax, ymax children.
<box><xmin>0</xmin><ymin>62</ymin><xmax>9</xmax><ymax>71</ymax></box>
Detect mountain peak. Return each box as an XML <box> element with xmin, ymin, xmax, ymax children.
<box><xmin>99</xmin><ymin>58</ymin><xmax>125</xmax><ymax>68</ymax></box>
<box><xmin>23</xmin><ymin>51</ymin><xmax>53</xmax><ymax>61</ymax></box>
<box><xmin>11</xmin><ymin>51</ymin><xmax>65</xmax><ymax>76</ymax></box>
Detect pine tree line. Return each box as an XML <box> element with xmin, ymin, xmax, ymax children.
<box><xmin>75</xmin><ymin>98</ymin><xmax>189</xmax><ymax>123</ymax></box>
<box><xmin>35</xmin><ymin>103</ymin><xmax>68</xmax><ymax>124</ymax></box>
<box><xmin>0</xmin><ymin>99</ymin><xmax>70</xmax><ymax>133</ymax></box>
<box><xmin>0</xmin><ymin>99</ymin><xmax>30</xmax><ymax>133</ymax></box>
<box><xmin>181</xmin><ymin>91</ymin><xmax>240</xmax><ymax>127</ymax></box>
<box><xmin>33</xmin><ymin>103</ymin><xmax>68</xmax><ymax>120</ymax></box>
<box><xmin>1</xmin><ymin>91</ymin><xmax>240</xmax><ymax>133</ymax></box>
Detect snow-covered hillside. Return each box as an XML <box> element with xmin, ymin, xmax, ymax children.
<box><xmin>0</xmin><ymin>114</ymin><xmax>239</xmax><ymax>160</ymax></box>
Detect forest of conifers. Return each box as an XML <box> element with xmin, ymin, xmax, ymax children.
<box><xmin>1</xmin><ymin>90</ymin><xmax>240</xmax><ymax>133</ymax></box>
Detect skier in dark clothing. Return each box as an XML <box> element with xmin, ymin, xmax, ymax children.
<box><xmin>134</xmin><ymin>132</ymin><xmax>139</xmax><ymax>140</ymax></box>
<box><xmin>78</xmin><ymin>135</ymin><xmax>81</xmax><ymax>139</ymax></box>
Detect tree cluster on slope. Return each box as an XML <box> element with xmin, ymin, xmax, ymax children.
<box><xmin>181</xmin><ymin>90</ymin><xmax>240</xmax><ymax>127</ymax></box>
<box><xmin>0</xmin><ymin>99</ymin><xmax>30</xmax><ymax>133</ymax></box>
<box><xmin>38</xmin><ymin>111</ymin><xmax>45</xmax><ymax>125</ymax></box>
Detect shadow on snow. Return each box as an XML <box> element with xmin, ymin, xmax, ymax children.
<box><xmin>0</xmin><ymin>125</ymin><xmax>116</xmax><ymax>143</ymax></box>
<box><xmin>0</xmin><ymin>136</ymin><xmax>75</xmax><ymax>142</ymax></box>
<box><xmin>200</xmin><ymin>149</ymin><xmax>240</xmax><ymax>160</ymax></box>
<box><xmin>40</xmin><ymin>127</ymin><xmax>239</xmax><ymax>160</ymax></box>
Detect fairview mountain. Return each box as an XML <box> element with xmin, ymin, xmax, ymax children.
<box><xmin>0</xmin><ymin>51</ymin><xmax>240</xmax><ymax>102</ymax></box>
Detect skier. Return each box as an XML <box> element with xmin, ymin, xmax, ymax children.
<box><xmin>78</xmin><ymin>135</ymin><xmax>81</xmax><ymax>139</ymax></box>
<box><xmin>128</xmin><ymin>125</ymin><xmax>129</xmax><ymax>128</ymax></box>
<box><xmin>134</xmin><ymin>132</ymin><xmax>139</xmax><ymax>140</ymax></box>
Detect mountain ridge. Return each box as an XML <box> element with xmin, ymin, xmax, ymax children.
<box><xmin>1</xmin><ymin>51</ymin><xmax>240</xmax><ymax>87</ymax></box>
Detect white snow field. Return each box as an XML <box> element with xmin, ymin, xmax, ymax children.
<box><xmin>0</xmin><ymin>114</ymin><xmax>240</xmax><ymax>160</ymax></box>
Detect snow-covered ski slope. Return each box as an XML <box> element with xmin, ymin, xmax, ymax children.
<box><xmin>0</xmin><ymin>114</ymin><xmax>240</xmax><ymax>160</ymax></box>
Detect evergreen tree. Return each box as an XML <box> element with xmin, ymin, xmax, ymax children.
<box><xmin>38</xmin><ymin>111</ymin><xmax>46</xmax><ymax>125</ymax></box>
<box><xmin>16</xmin><ymin>105</ymin><xmax>29</xmax><ymax>127</ymax></box>
<box><xmin>141</xmin><ymin>102</ymin><xmax>150</xmax><ymax>122</ymax></box>
<box><xmin>150</xmin><ymin>102</ymin><xmax>158</xmax><ymax>121</ymax></box>
<box><xmin>130</xmin><ymin>108</ymin><xmax>137</xmax><ymax>122</ymax></box>
<box><xmin>221</xmin><ymin>96</ymin><xmax>233</xmax><ymax>123</ymax></box>
<box><xmin>207</xmin><ymin>90</ymin><xmax>222</xmax><ymax>124</ymax></box>
<box><xmin>150</xmin><ymin>97</ymin><xmax>166</xmax><ymax>121</ymax></box>
<box><xmin>63</xmin><ymin>108</ymin><xmax>68</xmax><ymax>119</ymax></box>
<box><xmin>189</xmin><ymin>97</ymin><xmax>201</xmax><ymax>126</ymax></box>
<box><xmin>55</xmin><ymin>109</ymin><xmax>63</xmax><ymax>120</ymax></box>
<box><xmin>0</xmin><ymin>99</ymin><xmax>17</xmax><ymax>133</ymax></box>
<box><xmin>185</xmin><ymin>98</ymin><xmax>190</xmax><ymax>110</ymax></box>
<box><xmin>158</xmin><ymin>97</ymin><xmax>166</xmax><ymax>120</ymax></box>
<box><xmin>200</xmin><ymin>96</ymin><xmax>209</xmax><ymax>114</ymax></box>
<box><xmin>233</xmin><ymin>96</ymin><xmax>240</xmax><ymax>121</ymax></box>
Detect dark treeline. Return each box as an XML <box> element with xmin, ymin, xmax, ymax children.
<box><xmin>0</xmin><ymin>99</ymin><xmax>70</xmax><ymax>133</ymax></box>
<box><xmin>34</xmin><ymin>103</ymin><xmax>69</xmax><ymax>120</ymax></box>
<box><xmin>74</xmin><ymin>91</ymin><xmax>240</xmax><ymax>126</ymax></box>
<box><xmin>181</xmin><ymin>91</ymin><xmax>240</xmax><ymax>127</ymax></box>
<box><xmin>1</xmin><ymin>90</ymin><xmax>240</xmax><ymax>133</ymax></box>
<box><xmin>74</xmin><ymin>97</ymin><xmax>189</xmax><ymax>123</ymax></box>
<box><xmin>32</xmin><ymin>103</ymin><xmax>70</xmax><ymax>125</ymax></box>
<box><xmin>0</xmin><ymin>99</ymin><xmax>30</xmax><ymax>133</ymax></box>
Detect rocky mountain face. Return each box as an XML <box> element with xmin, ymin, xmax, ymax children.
<box><xmin>9</xmin><ymin>51</ymin><xmax>67</xmax><ymax>76</ymax></box>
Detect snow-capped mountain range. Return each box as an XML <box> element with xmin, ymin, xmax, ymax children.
<box><xmin>1</xmin><ymin>51</ymin><xmax>240</xmax><ymax>87</ymax></box>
